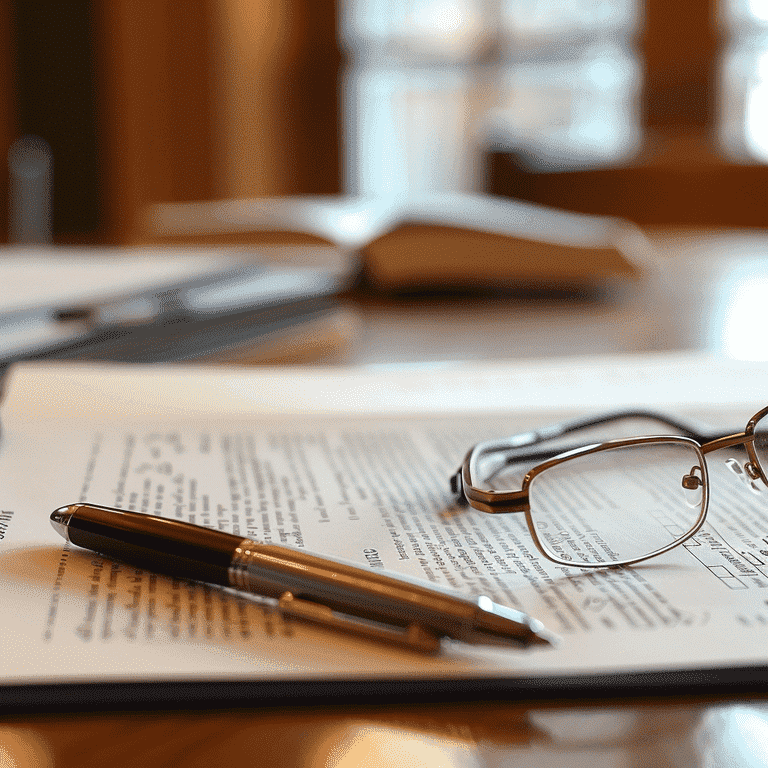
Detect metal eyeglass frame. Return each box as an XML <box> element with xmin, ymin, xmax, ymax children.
<box><xmin>450</xmin><ymin>406</ymin><xmax>768</xmax><ymax>568</ymax></box>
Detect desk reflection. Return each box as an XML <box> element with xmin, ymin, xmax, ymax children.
<box><xmin>342</xmin><ymin>231</ymin><xmax>768</xmax><ymax>366</ymax></box>
<box><xmin>3</xmin><ymin>701</ymin><xmax>768</xmax><ymax>767</ymax></box>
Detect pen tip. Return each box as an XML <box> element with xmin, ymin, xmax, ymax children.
<box><xmin>473</xmin><ymin>596</ymin><xmax>559</xmax><ymax>649</ymax></box>
<box><xmin>527</xmin><ymin>623</ymin><xmax>560</xmax><ymax>648</ymax></box>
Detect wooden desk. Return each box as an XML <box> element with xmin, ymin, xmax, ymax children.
<box><xmin>3</xmin><ymin>697</ymin><xmax>767</xmax><ymax>767</ymax></box>
<box><xmin>339</xmin><ymin>229</ymin><xmax>768</xmax><ymax>365</ymax></box>
<box><xmin>1</xmin><ymin>697</ymin><xmax>766</xmax><ymax>766</ymax></box>
<box><xmin>3</xmin><ymin>230</ymin><xmax>768</xmax><ymax>767</ymax></box>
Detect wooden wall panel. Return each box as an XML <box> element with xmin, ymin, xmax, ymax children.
<box><xmin>0</xmin><ymin>2</ymin><xmax>16</xmax><ymax>243</ymax></box>
<box><xmin>214</xmin><ymin>0</ymin><xmax>340</xmax><ymax>199</ymax></box>
<box><xmin>641</xmin><ymin>0</ymin><xmax>718</xmax><ymax>130</ymax></box>
<box><xmin>94</xmin><ymin>0</ymin><xmax>339</xmax><ymax>243</ymax></box>
<box><xmin>216</xmin><ymin>0</ymin><xmax>298</xmax><ymax>198</ymax></box>
<box><xmin>94</xmin><ymin>0</ymin><xmax>218</xmax><ymax>242</ymax></box>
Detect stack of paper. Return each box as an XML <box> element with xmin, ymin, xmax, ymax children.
<box><xmin>0</xmin><ymin>353</ymin><xmax>765</xmax><ymax>709</ymax></box>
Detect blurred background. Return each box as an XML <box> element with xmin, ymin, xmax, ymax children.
<box><xmin>2</xmin><ymin>0</ymin><xmax>768</xmax><ymax>246</ymax></box>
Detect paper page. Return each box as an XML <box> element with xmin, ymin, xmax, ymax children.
<box><xmin>7</xmin><ymin>352</ymin><xmax>768</xmax><ymax>421</ymax></box>
<box><xmin>147</xmin><ymin>194</ymin><xmax>632</xmax><ymax>250</ymax></box>
<box><xmin>1</xmin><ymin>357</ymin><xmax>767</xmax><ymax>685</ymax></box>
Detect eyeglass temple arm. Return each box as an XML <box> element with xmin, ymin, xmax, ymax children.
<box><xmin>486</xmin><ymin>409</ymin><xmax>716</xmax><ymax>464</ymax></box>
<box><xmin>451</xmin><ymin>408</ymin><xmax>726</xmax><ymax>500</ymax></box>
<box><xmin>527</xmin><ymin>408</ymin><xmax>715</xmax><ymax>444</ymax></box>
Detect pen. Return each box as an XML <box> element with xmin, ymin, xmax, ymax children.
<box><xmin>50</xmin><ymin>503</ymin><xmax>557</xmax><ymax>654</ymax></box>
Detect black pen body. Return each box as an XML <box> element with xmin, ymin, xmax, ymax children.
<box><xmin>51</xmin><ymin>503</ymin><xmax>480</xmax><ymax>626</ymax></box>
<box><xmin>52</xmin><ymin>503</ymin><xmax>240</xmax><ymax>588</ymax></box>
<box><xmin>51</xmin><ymin>503</ymin><xmax>554</xmax><ymax>648</ymax></box>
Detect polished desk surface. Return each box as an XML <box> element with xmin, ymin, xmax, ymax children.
<box><xmin>340</xmin><ymin>229</ymin><xmax>768</xmax><ymax>366</ymax></box>
<box><xmin>4</xmin><ymin>230</ymin><xmax>768</xmax><ymax>767</ymax></box>
<box><xmin>4</xmin><ymin>699</ymin><xmax>768</xmax><ymax>767</ymax></box>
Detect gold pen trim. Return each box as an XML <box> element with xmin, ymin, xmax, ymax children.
<box><xmin>230</xmin><ymin>538</ymin><xmax>441</xmax><ymax>652</ymax></box>
<box><xmin>278</xmin><ymin>592</ymin><xmax>442</xmax><ymax>654</ymax></box>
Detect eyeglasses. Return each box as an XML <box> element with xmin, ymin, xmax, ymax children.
<box><xmin>451</xmin><ymin>407</ymin><xmax>768</xmax><ymax>568</ymax></box>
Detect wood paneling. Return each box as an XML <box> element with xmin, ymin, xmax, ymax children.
<box><xmin>92</xmin><ymin>0</ymin><xmax>339</xmax><ymax>243</ymax></box>
<box><xmin>94</xmin><ymin>0</ymin><xmax>218</xmax><ymax>242</ymax></box>
<box><xmin>214</xmin><ymin>0</ymin><xmax>339</xmax><ymax>199</ymax></box>
<box><xmin>490</xmin><ymin>133</ymin><xmax>768</xmax><ymax>227</ymax></box>
<box><xmin>641</xmin><ymin>0</ymin><xmax>718</xmax><ymax>129</ymax></box>
<box><xmin>0</xmin><ymin>2</ymin><xmax>17</xmax><ymax>243</ymax></box>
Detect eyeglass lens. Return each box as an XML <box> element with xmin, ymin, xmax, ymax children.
<box><xmin>526</xmin><ymin>441</ymin><xmax>706</xmax><ymax>566</ymax></box>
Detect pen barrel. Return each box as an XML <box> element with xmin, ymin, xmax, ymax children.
<box><xmin>57</xmin><ymin>505</ymin><xmax>540</xmax><ymax>646</ymax></box>
<box><xmin>230</xmin><ymin>541</ymin><xmax>478</xmax><ymax>636</ymax></box>
<box><xmin>62</xmin><ymin>504</ymin><xmax>240</xmax><ymax>586</ymax></box>
<box><xmin>61</xmin><ymin>506</ymin><xmax>476</xmax><ymax>632</ymax></box>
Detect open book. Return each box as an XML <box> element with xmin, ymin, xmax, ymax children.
<box><xmin>0</xmin><ymin>353</ymin><xmax>766</xmax><ymax>709</ymax></box>
<box><xmin>146</xmin><ymin>193</ymin><xmax>648</xmax><ymax>291</ymax></box>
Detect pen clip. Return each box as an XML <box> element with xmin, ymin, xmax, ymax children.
<box><xmin>277</xmin><ymin>592</ymin><xmax>442</xmax><ymax>654</ymax></box>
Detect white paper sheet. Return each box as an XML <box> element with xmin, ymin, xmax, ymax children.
<box><xmin>0</xmin><ymin>354</ymin><xmax>766</xmax><ymax>686</ymax></box>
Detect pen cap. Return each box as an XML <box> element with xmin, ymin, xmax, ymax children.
<box><xmin>54</xmin><ymin>504</ymin><xmax>241</xmax><ymax>584</ymax></box>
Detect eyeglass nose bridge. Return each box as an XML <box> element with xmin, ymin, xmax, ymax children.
<box><xmin>701</xmin><ymin>431</ymin><xmax>766</xmax><ymax>488</ymax></box>
<box><xmin>725</xmin><ymin>457</ymin><xmax>765</xmax><ymax>494</ymax></box>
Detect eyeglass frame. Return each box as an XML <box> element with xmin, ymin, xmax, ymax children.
<box><xmin>450</xmin><ymin>406</ymin><xmax>768</xmax><ymax>568</ymax></box>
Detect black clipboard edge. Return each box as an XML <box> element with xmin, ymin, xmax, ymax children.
<box><xmin>1</xmin><ymin>666</ymin><xmax>766</xmax><ymax>715</ymax></box>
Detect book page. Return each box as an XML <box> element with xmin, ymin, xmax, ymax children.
<box><xmin>1</xmin><ymin>368</ymin><xmax>767</xmax><ymax>685</ymax></box>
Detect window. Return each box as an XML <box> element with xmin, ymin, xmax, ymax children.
<box><xmin>721</xmin><ymin>0</ymin><xmax>768</xmax><ymax>161</ymax></box>
<box><xmin>339</xmin><ymin>0</ymin><xmax>642</xmax><ymax>195</ymax></box>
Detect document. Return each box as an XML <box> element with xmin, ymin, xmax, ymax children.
<box><xmin>0</xmin><ymin>354</ymin><xmax>767</xmax><ymax>695</ymax></box>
